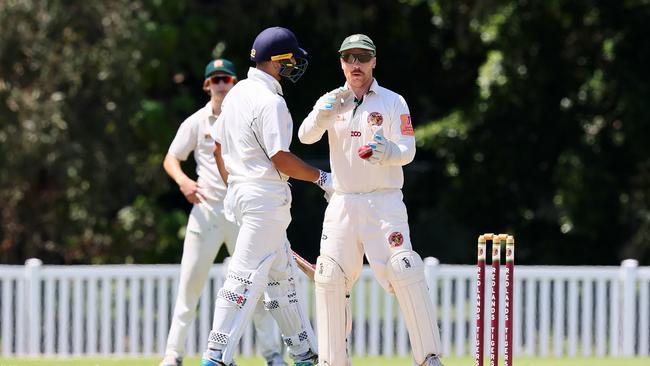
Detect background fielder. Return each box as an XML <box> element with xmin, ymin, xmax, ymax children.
<box><xmin>298</xmin><ymin>34</ymin><xmax>444</xmax><ymax>366</ymax></box>
<box><xmin>160</xmin><ymin>58</ymin><xmax>287</xmax><ymax>366</ymax></box>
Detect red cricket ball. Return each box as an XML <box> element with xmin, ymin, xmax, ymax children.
<box><xmin>358</xmin><ymin>144</ymin><xmax>373</xmax><ymax>159</ymax></box>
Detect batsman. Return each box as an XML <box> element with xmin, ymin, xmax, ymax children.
<box><xmin>298</xmin><ymin>34</ymin><xmax>444</xmax><ymax>366</ymax></box>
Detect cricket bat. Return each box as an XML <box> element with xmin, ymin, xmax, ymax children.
<box><xmin>291</xmin><ymin>249</ymin><xmax>315</xmax><ymax>281</ymax></box>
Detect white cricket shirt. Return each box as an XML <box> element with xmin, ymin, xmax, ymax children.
<box><xmin>299</xmin><ymin>79</ymin><xmax>416</xmax><ymax>193</ymax></box>
<box><xmin>210</xmin><ymin>67</ymin><xmax>293</xmax><ymax>185</ymax></box>
<box><xmin>168</xmin><ymin>101</ymin><xmax>227</xmax><ymax>201</ymax></box>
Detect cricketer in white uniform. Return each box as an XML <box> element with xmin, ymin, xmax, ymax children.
<box><xmin>160</xmin><ymin>58</ymin><xmax>287</xmax><ymax>366</ymax></box>
<box><xmin>201</xmin><ymin>27</ymin><xmax>329</xmax><ymax>366</ymax></box>
<box><xmin>298</xmin><ymin>34</ymin><xmax>444</xmax><ymax>366</ymax></box>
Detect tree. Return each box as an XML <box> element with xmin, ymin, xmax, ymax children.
<box><xmin>2</xmin><ymin>0</ymin><xmax>650</xmax><ymax>265</ymax></box>
<box><xmin>415</xmin><ymin>0</ymin><xmax>650</xmax><ymax>264</ymax></box>
<box><xmin>0</xmin><ymin>0</ymin><xmax>168</xmax><ymax>263</ymax></box>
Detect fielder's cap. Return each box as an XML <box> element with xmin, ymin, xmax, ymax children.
<box><xmin>339</xmin><ymin>34</ymin><xmax>376</xmax><ymax>54</ymax></box>
<box><xmin>204</xmin><ymin>58</ymin><xmax>237</xmax><ymax>79</ymax></box>
<box><xmin>250</xmin><ymin>26</ymin><xmax>308</xmax><ymax>62</ymax></box>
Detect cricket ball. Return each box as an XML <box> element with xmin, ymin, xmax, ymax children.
<box><xmin>358</xmin><ymin>144</ymin><xmax>373</xmax><ymax>160</ymax></box>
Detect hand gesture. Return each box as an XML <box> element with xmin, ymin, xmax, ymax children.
<box><xmin>179</xmin><ymin>178</ymin><xmax>200</xmax><ymax>204</ymax></box>
<box><xmin>314</xmin><ymin>88</ymin><xmax>355</xmax><ymax>128</ymax></box>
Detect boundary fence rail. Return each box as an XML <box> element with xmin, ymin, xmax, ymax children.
<box><xmin>0</xmin><ymin>258</ymin><xmax>648</xmax><ymax>358</ymax></box>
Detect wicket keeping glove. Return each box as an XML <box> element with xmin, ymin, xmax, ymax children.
<box><xmin>314</xmin><ymin>169</ymin><xmax>334</xmax><ymax>202</ymax></box>
<box><xmin>313</xmin><ymin>88</ymin><xmax>355</xmax><ymax>129</ymax></box>
<box><xmin>367</xmin><ymin>129</ymin><xmax>400</xmax><ymax>165</ymax></box>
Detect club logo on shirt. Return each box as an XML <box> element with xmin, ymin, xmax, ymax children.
<box><xmin>367</xmin><ymin>112</ymin><xmax>383</xmax><ymax>127</ymax></box>
<box><xmin>350</xmin><ymin>130</ymin><xmax>361</xmax><ymax>137</ymax></box>
<box><xmin>388</xmin><ymin>231</ymin><xmax>404</xmax><ymax>247</ymax></box>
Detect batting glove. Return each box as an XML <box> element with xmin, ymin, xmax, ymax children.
<box><xmin>367</xmin><ymin>129</ymin><xmax>400</xmax><ymax>165</ymax></box>
<box><xmin>314</xmin><ymin>169</ymin><xmax>334</xmax><ymax>202</ymax></box>
<box><xmin>314</xmin><ymin>88</ymin><xmax>355</xmax><ymax>129</ymax></box>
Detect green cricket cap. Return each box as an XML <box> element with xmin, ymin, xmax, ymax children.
<box><xmin>204</xmin><ymin>58</ymin><xmax>237</xmax><ymax>79</ymax></box>
<box><xmin>338</xmin><ymin>34</ymin><xmax>376</xmax><ymax>54</ymax></box>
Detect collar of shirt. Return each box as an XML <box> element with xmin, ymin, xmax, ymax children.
<box><xmin>344</xmin><ymin>78</ymin><xmax>380</xmax><ymax>98</ymax></box>
<box><xmin>201</xmin><ymin>101</ymin><xmax>219</xmax><ymax>123</ymax></box>
<box><xmin>247</xmin><ymin>67</ymin><xmax>283</xmax><ymax>95</ymax></box>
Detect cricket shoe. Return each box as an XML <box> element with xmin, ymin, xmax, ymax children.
<box><xmin>265</xmin><ymin>352</ymin><xmax>289</xmax><ymax>366</ymax></box>
<box><xmin>292</xmin><ymin>349</ymin><xmax>318</xmax><ymax>366</ymax></box>
<box><xmin>420</xmin><ymin>353</ymin><xmax>444</xmax><ymax>366</ymax></box>
<box><xmin>201</xmin><ymin>348</ymin><xmax>237</xmax><ymax>366</ymax></box>
<box><xmin>159</xmin><ymin>352</ymin><xmax>182</xmax><ymax>366</ymax></box>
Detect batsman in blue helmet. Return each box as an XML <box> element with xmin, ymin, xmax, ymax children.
<box><xmin>200</xmin><ymin>27</ymin><xmax>329</xmax><ymax>366</ymax></box>
<box><xmin>159</xmin><ymin>56</ymin><xmax>290</xmax><ymax>366</ymax></box>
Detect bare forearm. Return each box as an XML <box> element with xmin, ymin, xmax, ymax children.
<box><xmin>163</xmin><ymin>153</ymin><xmax>200</xmax><ymax>203</ymax></box>
<box><xmin>163</xmin><ymin>154</ymin><xmax>190</xmax><ymax>185</ymax></box>
<box><xmin>271</xmin><ymin>150</ymin><xmax>319</xmax><ymax>182</ymax></box>
<box><xmin>213</xmin><ymin>142</ymin><xmax>229</xmax><ymax>184</ymax></box>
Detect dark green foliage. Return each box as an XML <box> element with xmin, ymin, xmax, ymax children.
<box><xmin>1</xmin><ymin>0</ymin><xmax>649</xmax><ymax>265</ymax></box>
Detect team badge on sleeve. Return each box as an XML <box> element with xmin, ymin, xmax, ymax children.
<box><xmin>400</xmin><ymin>114</ymin><xmax>414</xmax><ymax>136</ymax></box>
<box><xmin>388</xmin><ymin>231</ymin><xmax>404</xmax><ymax>247</ymax></box>
<box><xmin>367</xmin><ymin>112</ymin><xmax>383</xmax><ymax>127</ymax></box>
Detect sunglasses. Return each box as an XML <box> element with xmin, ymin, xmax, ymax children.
<box><xmin>340</xmin><ymin>53</ymin><xmax>374</xmax><ymax>64</ymax></box>
<box><xmin>209</xmin><ymin>75</ymin><xmax>235</xmax><ymax>84</ymax></box>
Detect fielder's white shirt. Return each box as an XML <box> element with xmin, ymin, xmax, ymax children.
<box><xmin>210</xmin><ymin>67</ymin><xmax>293</xmax><ymax>185</ymax></box>
<box><xmin>168</xmin><ymin>101</ymin><xmax>227</xmax><ymax>201</ymax></box>
<box><xmin>299</xmin><ymin>79</ymin><xmax>416</xmax><ymax>193</ymax></box>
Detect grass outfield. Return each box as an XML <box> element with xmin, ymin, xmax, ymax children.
<box><xmin>2</xmin><ymin>357</ymin><xmax>650</xmax><ymax>366</ymax></box>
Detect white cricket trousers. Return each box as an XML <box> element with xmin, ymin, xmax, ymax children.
<box><xmin>223</xmin><ymin>181</ymin><xmax>294</xmax><ymax>282</ymax></box>
<box><xmin>164</xmin><ymin>201</ymin><xmax>281</xmax><ymax>358</ymax></box>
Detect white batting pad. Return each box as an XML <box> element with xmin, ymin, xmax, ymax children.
<box><xmin>264</xmin><ymin>273</ymin><xmax>317</xmax><ymax>357</ymax></box>
<box><xmin>315</xmin><ymin>255</ymin><xmax>350</xmax><ymax>366</ymax></box>
<box><xmin>387</xmin><ymin>250</ymin><xmax>442</xmax><ymax>364</ymax></box>
<box><xmin>209</xmin><ymin>254</ymin><xmax>275</xmax><ymax>364</ymax></box>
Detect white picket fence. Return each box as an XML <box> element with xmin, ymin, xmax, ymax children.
<box><xmin>0</xmin><ymin>258</ymin><xmax>649</xmax><ymax>358</ymax></box>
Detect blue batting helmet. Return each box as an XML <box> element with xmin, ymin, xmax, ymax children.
<box><xmin>250</xmin><ymin>26</ymin><xmax>308</xmax><ymax>82</ymax></box>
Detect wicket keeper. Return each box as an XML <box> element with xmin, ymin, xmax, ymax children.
<box><xmin>298</xmin><ymin>34</ymin><xmax>444</xmax><ymax>366</ymax></box>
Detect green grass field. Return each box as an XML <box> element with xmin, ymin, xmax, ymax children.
<box><xmin>2</xmin><ymin>357</ymin><xmax>650</xmax><ymax>366</ymax></box>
